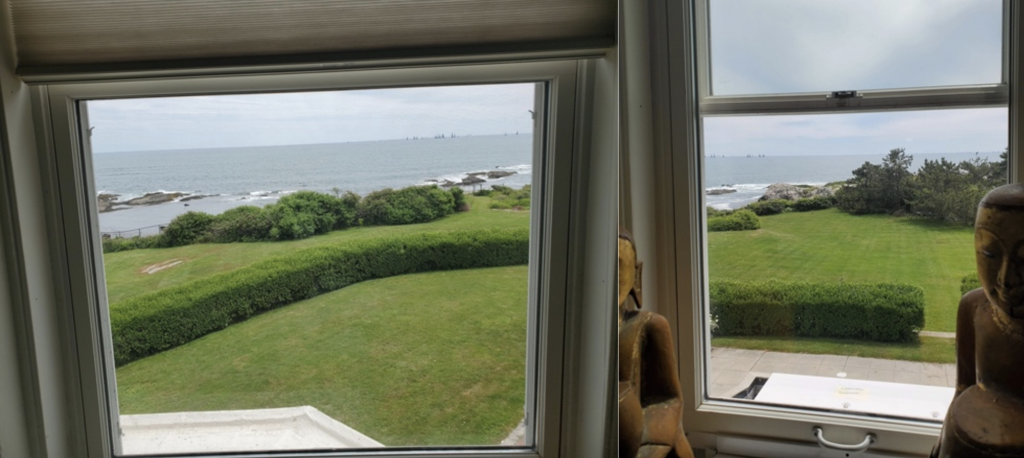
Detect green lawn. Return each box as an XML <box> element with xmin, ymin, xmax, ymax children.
<box><xmin>116</xmin><ymin>265</ymin><xmax>528</xmax><ymax>446</ymax></box>
<box><xmin>708</xmin><ymin>209</ymin><xmax>974</xmax><ymax>333</ymax></box>
<box><xmin>103</xmin><ymin>195</ymin><xmax>528</xmax><ymax>304</ymax></box>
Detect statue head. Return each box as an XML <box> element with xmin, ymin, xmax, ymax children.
<box><xmin>618</xmin><ymin>228</ymin><xmax>643</xmax><ymax>319</ymax></box>
<box><xmin>976</xmin><ymin>183</ymin><xmax>1024</xmax><ymax>318</ymax></box>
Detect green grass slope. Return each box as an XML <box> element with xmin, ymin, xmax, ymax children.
<box><xmin>708</xmin><ymin>209</ymin><xmax>974</xmax><ymax>333</ymax></box>
<box><xmin>116</xmin><ymin>265</ymin><xmax>528</xmax><ymax>446</ymax></box>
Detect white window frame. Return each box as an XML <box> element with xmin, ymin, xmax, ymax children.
<box><xmin>19</xmin><ymin>59</ymin><xmax>603</xmax><ymax>458</ymax></box>
<box><xmin>633</xmin><ymin>0</ymin><xmax>1024</xmax><ymax>456</ymax></box>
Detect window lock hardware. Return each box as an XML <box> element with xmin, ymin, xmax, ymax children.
<box><xmin>813</xmin><ymin>426</ymin><xmax>876</xmax><ymax>453</ymax></box>
<box><xmin>828</xmin><ymin>91</ymin><xmax>861</xmax><ymax>100</ymax></box>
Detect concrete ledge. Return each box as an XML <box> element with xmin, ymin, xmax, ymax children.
<box><xmin>120</xmin><ymin>406</ymin><xmax>382</xmax><ymax>455</ymax></box>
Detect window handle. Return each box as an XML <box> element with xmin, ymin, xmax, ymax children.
<box><xmin>813</xmin><ymin>427</ymin><xmax>876</xmax><ymax>453</ymax></box>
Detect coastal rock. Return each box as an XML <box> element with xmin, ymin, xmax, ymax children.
<box><xmin>467</xmin><ymin>171</ymin><xmax>488</xmax><ymax>177</ymax></box>
<box><xmin>461</xmin><ymin>176</ymin><xmax>486</xmax><ymax>185</ymax></box>
<box><xmin>179</xmin><ymin>195</ymin><xmax>208</xmax><ymax>202</ymax></box>
<box><xmin>759</xmin><ymin>183</ymin><xmax>835</xmax><ymax>202</ymax></box>
<box><xmin>487</xmin><ymin>170</ymin><xmax>516</xmax><ymax>179</ymax></box>
<box><xmin>123</xmin><ymin>191</ymin><xmax>186</xmax><ymax>206</ymax></box>
<box><xmin>706</xmin><ymin>188</ymin><xmax>737</xmax><ymax>196</ymax></box>
<box><xmin>97</xmin><ymin>193</ymin><xmax>121</xmax><ymax>213</ymax></box>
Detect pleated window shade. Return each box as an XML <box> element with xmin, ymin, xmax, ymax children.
<box><xmin>9</xmin><ymin>0</ymin><xmax>615</xmax><ymax>71</ymax></box>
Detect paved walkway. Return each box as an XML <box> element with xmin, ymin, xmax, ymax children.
<box><xmin>708</xmin><ymin>347</ymin><xmax>956</xmax><ymax>399</ymax></box>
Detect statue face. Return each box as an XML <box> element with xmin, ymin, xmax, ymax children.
<box><xmin>618</xmin><ymin>237</ymin><xmax>636</xmax><ymax>308</ymax></box>
<box><xmin>976</xmin><ymin>206</ymin><xmax>1024</xmax><ymax>318</ymax></box>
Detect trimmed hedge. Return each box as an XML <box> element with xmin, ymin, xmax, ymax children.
<box><xmin>109</xmin><ymin>228</ymin><xmax>529</xmax><ymax>366</ymax></box>
<box><xmin>708</xmin><ymin>210</ymin><xmax>761</xmax><ymax>232</ymax></box>
<box><xmin>961</xmin><ymin>272</ymin><xmax>980</xmax><ymax>296</ymax></box>
<box><xmin>709</xmin><ymin>280</ymin><xmax>925</xmax><ymax>342</ymax></box>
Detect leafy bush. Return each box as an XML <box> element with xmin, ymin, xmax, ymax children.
<box><xmin>488</xmin><ymin>185</ymin><xmax>531</xmax><ymax>210</ymax></box>
<box><xmin>102</xmin><ymin>235</ymin><xmax>163</xmax><ymax>253</ymax></box>
<box><xmin>836</xmin><ymin>148</ymin><xmax>914</xmax><ymax>215</ymax></box>
<box><xmin>270</xmin><ymin>191</ymin><xmax>354</xmax><ymax>238</ymax></box>
<box><xmin>745</xmin><ymin>199</ymin><xmax>791</xmax><ymax>216</ymax></box>
<box><xmin>357</xmin><ymin>185</ymin><xmax>456</xmax><ymax>225</ymax></box>
<box><xmin>109</xmin><ymin>228</ymin><xmax>530</xmax><ymax>366</ymax></box>
<box><xmin>791</xmin><ymin>196</ymin><xmax>836</xmax><ymax>212</ymax></box>
<box><xmin>161</xmin><ymin>211</ymin><xmax>216</xmax><ymax>247</ymax></box>
<box><xmin>961</xmin><ymin>272</ymin><xmax>980</xmax><ymax>296</ymax></box>
<box><xmin>706</xmin><ymin>207</ymin><xmax>733</xmax><ymax>218</ymax></box>
<box><xmin>450</xmin><ymin>187</ymin><xmax>468</xmax><ymax>212</ymax></box>
<box><xmin>707</xmin><ymin>210</ymin><xmax>761</xmax><ymax>232</ymax></box>
<box><xmin>710</xmin><ymin>280</ymin><xmax>925</xmax><ymax>342</ymax></box>
<box><xmin>266</xmin><ymin>204</ymin><xmax>318</xmax><ymax>240</ymax></box>
<box><xmin>909</xmin><ymin>157</ymin><xmax>1001</xmax><ymax>226</ymax></box>
<box><xmin>202</xmin><ymin>206</ymin><xmax>273</xmax><ymax>243</ymax></box>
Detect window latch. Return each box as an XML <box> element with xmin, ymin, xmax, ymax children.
<box><xmin>828</xmin><ymin>90</ymin><xmax>861</xmax><ymax>100</ymax></box>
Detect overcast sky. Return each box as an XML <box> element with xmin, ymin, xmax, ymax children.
<box><xmin>87</xmin><ymin>0</ymin><xmax>1005</xmax><ymax>156</ymax></box>
<box><xmin>87</xmin><ymin>84</ymin><xmax>536</xmax><ymax>153</ymax></box>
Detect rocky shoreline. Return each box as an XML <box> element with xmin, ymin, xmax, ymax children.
<box><xmin>758</xmin><ymin>183</ymin><xmax>835</xmax><ymax>201</ymax></box>
<box><xmin>427</xmin><ymin>170</ymin><xmax>517</xmax><ymax>188</ymax></box>
<box><xmin>97</xmin><ymin>191</ymin><xmax>208</xmax><ymax>213</ymax></box>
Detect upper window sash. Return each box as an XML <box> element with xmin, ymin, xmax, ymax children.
<box><xmin>37</xmin><ymin>60</ymin><xmax>581</xmax><ymax>458</ymax></box>
<box><xmin>693</xmin><ymin>0</ymin><xmax>1010</xmax><ymax>112</ymax></box>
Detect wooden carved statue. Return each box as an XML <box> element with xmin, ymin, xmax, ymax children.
<box><xmin>934</xmin><ymin>183</ymin><xmax>1024</xmax><ymax>457</ymax></box>
<box><xmin>619</xmin><ymin>228</ymin><xmax>694</xmax><ymax>458</ymax></box>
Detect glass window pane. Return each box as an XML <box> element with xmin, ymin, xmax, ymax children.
<box><xmin>708</xmin><ymin>0</ymin><xmax>1003</xmax><ymax>95</ymax></box>
<box><xmin>84</xmin><ymin>84</ymin><xmax>537</xmax><ymax>455</ymax></box>
<box><xmin>703</xmin><ymin>108</ymin><xmax>1007</xmax><ymax>421</ymax></box>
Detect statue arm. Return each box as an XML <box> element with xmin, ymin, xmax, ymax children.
<box><xmin>954</xmin><ymin>291</ymin><xmax>980</xmax><ymax>398</ymax></box>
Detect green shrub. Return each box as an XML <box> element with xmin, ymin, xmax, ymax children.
<box><xmin>472</xmin><ymin>189</ymin><xmax>492</xmax><ymax>197</ymax></box>
<box><xmin>961</xmin><ymin>272</ymin><xmax>980</xmax><ymax>296</ymax></box>
<box><xmin>102</xmin><ymin>235</ymin><xmax>163</xmax><ymax>253</ymax></box>
<box><xmin>161</xmin><ymin>212</ymin><xmax>216</xmax><ymax>247</ymax></box>
<box><xmin>357</xmin><ymin>185</ymin><xmax>456</xmax><ymax>225</ymax></box>
<box><xmin>706</xmin><ymin>207</ymin><xmax>733</xmax><ymax>218</ymax></box>
<box><xmin>335</xmin><ymin>191</ymin><xmax>361</xmax><ymax>229</ymax></box>
<box><xmin>791</xmin><ymin>196</ymin><xmax>836</xmax><ymax>212</ymax></box>
<box><xmin>745</xmin><ymin>199</ymin><xmax>791</xmax><ymax>216</ymax></box>
<box><xmin>266</xmin><ymin>204</ymin><xmax>318</xmax><ymax>240</ymax></box>
<box><xmin>109</xmin><ymin>228</ymin><xmax>529</xmax><ymax>366</ymax></box>
<box><xmin>488</xmin><ymin>185</ymin><xmax>531</xmax><ymax>210</ymax></box>
<box><xmin>707</xmin><ymin>209</ymin><xmax>761</xmax><ymax>232</ymax></box>
<box><xmin>450</xmin><ymin>187</ymin><xmax>468</xmax><ymax>212</ymax></box>
<box><xmin>202</xmin><ymin>206</ymin><xmax>273</xmax><ymax>243</ymax></box>
<box><xmin>710</xmin><ymin>280</ymin><xmax>925</xmax><ymax>342</ymax></box>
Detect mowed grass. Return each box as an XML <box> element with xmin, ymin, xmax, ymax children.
<box><xmin>712</xmin><ymin>336</ymin><xmax>955</xmax><ymax>364</ymax></box>
<box><xmin>103</xmin><ymin>195</ymin><xmax>528</xmax><ymax>304</ymax></box>
<box><xmin>708</xmin><ymin>209</ymin><xmax>974</xmax><ymax>333</ymax></box>
<box><xmin>116</xmin><ymin>265</ymin><xmax>528</xmax><ymax>446</ymax></box>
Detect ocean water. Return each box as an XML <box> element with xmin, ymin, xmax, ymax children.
<box><xmin>705</xmin><ymin>151</ymin><xmax>1003</xmax><ymax>210</ymax></box>
<box><xmin>94</xmin><ymin>134</ymin><xmax>532</xmax><ymax>233</ymax></box>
